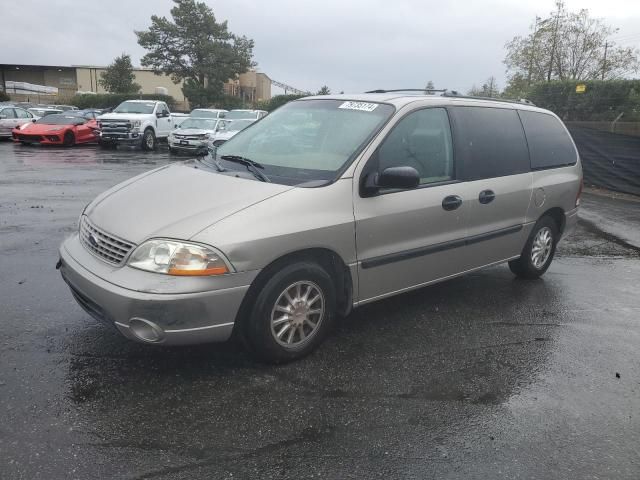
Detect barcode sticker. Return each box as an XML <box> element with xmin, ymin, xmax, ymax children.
<box><xmin>338</xmin><ymin>101</ymin><xmax>379</xmax><ymax>112</ymax></box>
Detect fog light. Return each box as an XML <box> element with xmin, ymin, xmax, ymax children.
<box><xmin>129</xmin><ymin>317</ymin><xmax>165</xmax><ymax>343</ymax></box>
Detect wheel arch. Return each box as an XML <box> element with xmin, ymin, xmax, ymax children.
<box><xmin>540</xmin><ymin>207</ymin><xmax>566</xmax><ymax>235</ymax></box>
<box><xmin>233</xmin><ymin>247</ymin><xmax>353</xmax><ymax>334</ymax></box>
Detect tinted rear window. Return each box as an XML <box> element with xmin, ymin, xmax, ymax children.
<box><xmin>518</xmin><ymin>111</ymin><xmax>577</xmax><ymax>169</ymax></box>
<box><xmin>449</xmin><ymin>106</ymin><xmax>530</xmax><ymax>180</ymax></box>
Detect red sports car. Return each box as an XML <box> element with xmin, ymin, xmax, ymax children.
<box><xmin>13</xmin><ymin>111</ymin><xmax>99</xmax><ymax>146</ymax></box>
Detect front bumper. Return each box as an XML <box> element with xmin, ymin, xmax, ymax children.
<box><xmin>99</xmin><ymin>131</ymin><xmax>141</xmax><ymax>144</ymax></box>
<box><xmin>59</xmin><ymin>234</ymin><xmax>254</xmax><ymax>345</ymax></box>
<box><xmin>169</xmin><ymin>139</ymin><xmax>208</xmax><ymax>152</ymax></box>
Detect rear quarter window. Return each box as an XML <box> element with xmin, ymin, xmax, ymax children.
<box><xmin>518</xmin><ymin>110</ymin><xmax>577</xmax><ymax>169</ymax></box>
<box><xmin>449</xmin><ymin>106</ymin><xmax>530</xmax><ymax>180</ymax></box>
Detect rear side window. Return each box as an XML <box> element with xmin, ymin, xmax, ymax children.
<box><xmin>449</xmin><ymin>106</ymin><xmax>530</xmax><ymax>180</ymax></box>
<box><xmin>518</xmin><ymin>111</ymin><xmax>577</xmax><ymax>169</ymax></box>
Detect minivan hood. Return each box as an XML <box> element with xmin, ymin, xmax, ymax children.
<box><xmin>85</xmin><ymin>162</ymin><xmax>292</xmax><ymax>244</ymax></box>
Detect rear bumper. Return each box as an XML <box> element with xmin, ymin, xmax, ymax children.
<box><xmin>563</xmin><ymin>207</ymin><xmax>579</xmax><ymax>238</ymax></box>
<box><xmin>59</xmin><ymin>234</ymin><xmax>252</xmax><ymax>345</ymax></box>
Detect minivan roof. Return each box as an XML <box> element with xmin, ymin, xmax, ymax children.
<box><xmin>298</xmin><ymin>93</ymin><xmax>550</xmax><ymax>114</ymax></box>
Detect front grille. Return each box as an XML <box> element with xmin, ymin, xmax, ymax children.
<box><xmin>79</xmin><ymin>216</ymin><xmax>135</xmax><ymax>265</ymax></box>
<box><xmin>16</xmin><ymin>134</ymin><xmax>44</xmax><ymax>142</ymax></box>
<box><xmin>175</xmin><ymin>134</ymin><xmax>206</xmax><ymax>140</ymax></box>
<box><xmin>99</xmin><ymin>120</ymin><xmax>132</xmax><ymax>134</ymax></box>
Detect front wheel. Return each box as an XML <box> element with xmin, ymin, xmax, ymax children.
<box><xmin>243</xmin><ymin>262</ymin><xmax>336</xmax><ymax>363</ymax></box>
<box><xmin>63</xmin><ymin>131</ymin><xmax>75</xmax><ymax>147</ymax></box>
<box><xmin>141</xmin><ymin>129</ymin><xmax>156</xmax><ymax>151</ymax></box>
<box><xmin>509</xmin><ymin>216</ymin><xmax>559</xmax><ymax>279</ymax></box>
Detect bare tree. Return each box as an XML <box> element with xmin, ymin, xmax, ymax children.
<box><xmin>468</xmin><ymin>77</ymin><xmax>499</xmax><ymax>97</ymax></box>
<box><xmin>504</xmin><ymin>4</ymin><xmax>639</xmax><ymax>86</ymax></box>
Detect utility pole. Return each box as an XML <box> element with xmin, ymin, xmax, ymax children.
<box><xmin>547</xmin><ymin>1</ymin><xmax>563</xmax><ymax>82</ymax></box>
<box><xmin>601</xmin><ymin>41</ymin><xmax>609</xmax><ymax>80</ymax></box>
<box><xmin>527</xmin><ymin>16</ymin><xmax>540</xmax><ymax>86</ymax></box>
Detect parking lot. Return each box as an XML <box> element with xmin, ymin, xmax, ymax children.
<box><xmin>1</xmin><ymin>140</ymin><xmax>639</xmax><ymax>479</ymax></box>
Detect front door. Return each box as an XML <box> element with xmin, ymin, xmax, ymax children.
<box><xmin>353</xmin><ymin>107</ymin><xmax>470</xmax><ymax>303</ymax></box>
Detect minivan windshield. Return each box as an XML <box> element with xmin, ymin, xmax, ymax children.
<box><xmin>113</xmin><ymin>101</ymin><xmax>156</xmax><ymax>114</ymax></box>
<box><xmin>212</xmin><ymin>99</ymin><xmax>394</xmax><ymax>185</ymax></box>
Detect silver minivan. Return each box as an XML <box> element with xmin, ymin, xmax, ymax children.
<box><xmin>58</xmin><ymin>93</ymin><xmax>582</xmax><ymax>362</ymax></box>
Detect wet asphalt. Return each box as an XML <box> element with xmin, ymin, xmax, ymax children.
<box><xmin>0</xmin><ymin>140</ymin><xmax>639</xmax><ymax>480</ymax></box>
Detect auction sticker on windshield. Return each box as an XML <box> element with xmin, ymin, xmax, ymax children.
<box><xmin>338</xmin><ymin>101</ymin><xmax>378</xmax><ymax>112</ymax></box>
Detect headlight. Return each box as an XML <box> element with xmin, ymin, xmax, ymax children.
<box><xmin>203</xmin><ymin>133</ymin><xmax>211</xmax><ymax>139</ymax></box>
<box><xmin>131</xmin><ymin>120</ymin><xmax>141</xmax><ymax>128</ymax></box>
<box><xmin>128</xmin><ymin>239</ymin><xmax>231</xmax><ymax>276</ymax></box>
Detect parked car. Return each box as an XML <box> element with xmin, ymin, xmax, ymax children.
<box><xmin>28</xmin><ymin>107</ymin><xmax>63</xmax><ymax>119</ymax></box>
<box><xmin>58</xmin><ymin>93</ymin><xmax>582</xmax><ymax>362</ymax></box>
<box><xmin>96</xmin><ymin>100</ymin><xmax>187</xmax><ymax>150</ymax></box>
<box><xmin>190</xmin><ymin>108</ymin><xmax>227</xmax><ymax>119</ymax></box>
<box><xmin>13</xmin><ymin>113</ymin><xmax>98</xmax><ymax>146</ymax></box>
<box><xmin>224</xmin><ymin>109</ymin><xmax>268</xmax><ymax>120</ymax></box>
<box><xmin>168</xmin><ymin>117</ymin><xmax>224</xmax><ymax>155</ymax></box>
<box><xmin>209</xmin><ymin>119</ymin><xmax>255</xmax><ymax>147</ymax></box>
<box><xmin>0</xmin><ymin>106</ymin><xmax>36</xmax><ymax>139</ymax></box>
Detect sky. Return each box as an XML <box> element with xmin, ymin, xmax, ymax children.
<box><xmin>2</xmin><ymin>0</ymin><xmax>639</xmax><ymax>95</ymax></box>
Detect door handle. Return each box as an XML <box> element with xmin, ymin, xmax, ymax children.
<box><xmin>442</xmin><ymin>195</ymin><xmax>463</xmax><ymax>211</ymax></box>
<box><xmin>479</xmin><ymin>190</ymin><xmax>496</xmax><ymax>204</ymax></box>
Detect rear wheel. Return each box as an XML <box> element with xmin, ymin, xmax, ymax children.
<box><xmin>63</xmin><ymin>131</ymin><xmax>75</xmax><ymax>147</ymax></box>
<box><xmin>509</xmin><ymin>216</ymin><xmax>559</xmax><ymax>279</ymax></box>
<box><xmin>243</xmin><ymin>261</ymin><xmax>336</xmax><ymax>363</ymax></box>
<box><xmin>141</xmin><ymin>128</ymin><xmax>156</xmax><ymax>151</ymax></box>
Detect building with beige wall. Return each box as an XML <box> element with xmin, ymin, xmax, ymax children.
<box><xmin>1</xmin><ymin>63</ymin><xmax>271</xmax><ymax>111</ymax></box>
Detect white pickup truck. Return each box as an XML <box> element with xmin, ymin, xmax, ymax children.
<box><xmin>96</xmin><ymin>100</ymin><xmax>188</xmax><ymax>150</ymax></box>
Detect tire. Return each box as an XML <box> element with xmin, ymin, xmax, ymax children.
<box><xmin>509</xmin><ymin>216</ymin><xmax>559</xmax><ymax>279</ymax></box>
<box><xmin>141</xmin><ymin>128</ymin><xmax>156</xmax><ymax>151</ymax></box>
<box><xmin>63</xmin><ymin>131</ymin><xmax>75</xmax><ymax>147</ymax></box>
<box><xmin>243</xmin><ymin>261</ymin><xmax>337</xmax><ymax>363</ymax></box>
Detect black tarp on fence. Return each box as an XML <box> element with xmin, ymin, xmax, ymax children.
<box><xmin>567</xmin><ymin>125</ymin><xmax>640</xmax><ymax>196</ymax></box>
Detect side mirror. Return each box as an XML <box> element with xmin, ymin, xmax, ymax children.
<box><xmin>156</xmin><ymin>112</ymin><xmax>162</xmax><ymax>118</ymax></box>
<box><xmin>362</xmin><ymin>166</ymin><xmax>420</xmax><ymax>196</ymax></box>
<box><xmin>174</xmin><ymin>124</ymin><xmax>179</xmax><ymax>128</ymax></box>
<box><xmin>32</xmin><ymin>118</ymin><xmax>37</xmax><ymax>123</ymax></box>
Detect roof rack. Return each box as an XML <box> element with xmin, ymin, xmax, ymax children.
<box><xmin>365</xmin><ymin>88</ymin><xmax>451</xmax><ymax>94</ymax></box>
<box><xmin>442</xmin><ymin>91</ymin><xmax>536</xmax><ymax>106</ymax></box>
<box><xmin>363</xmin><ymin>89</ymin><xmax>536</xmax><ymax>106</ymax></box>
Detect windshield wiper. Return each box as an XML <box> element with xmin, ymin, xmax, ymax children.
<box><xmin>220</xmin><ymin>155</ymin><xmax>270</xmax><ymax>182</ymax></box>
<box><xmin>200</xmin><ymin>150</ymin><xmax>226</xmax><ymax>172</ymax></box>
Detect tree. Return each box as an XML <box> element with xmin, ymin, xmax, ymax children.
<box><xmin>136</xmin><ymin>0</ymin><xmax>254</xmax><ymax>106</ymax></box>
<box><xmin>468</xmin><ymin>76</ymin><xmax>499</xmax><ymax>97</ymax></box>
<box><xmin>504</xmin><ymin>2</ymin><xmax>639</xmax><ymax>90</ymax></box>
<box><xmin>99</xmin><ymin>54</ymin><xmax>141</xmax><ymax>94</ymax></box>
<box><xmin>425</xmin><ymin>80</ymin><xmax>436</xmax><ymax>94</ymax></box>
<box><xmin>316</xmin><ymin>85</ymin><xmax>331</xmax><ymax>95</ymax></box>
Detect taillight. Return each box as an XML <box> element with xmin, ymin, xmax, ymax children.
<box><xmin>576</xmin><ymin>178</ymin><xmax>583</xmax><ymax>207</ymax></box>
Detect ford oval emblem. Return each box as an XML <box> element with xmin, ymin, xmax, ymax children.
<box><xmin>88</xmin><ymin>234</ymin><xmax>99</xmax><ymax>247</ymax></box>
